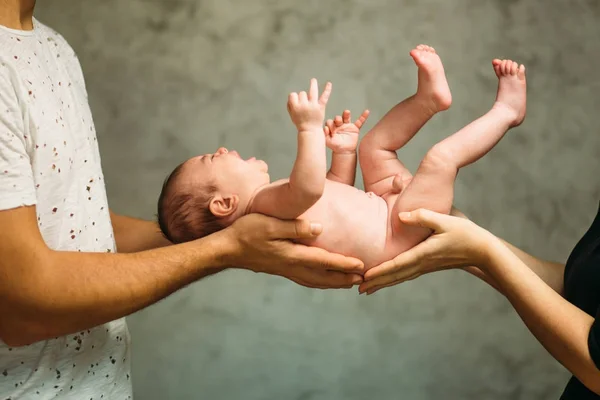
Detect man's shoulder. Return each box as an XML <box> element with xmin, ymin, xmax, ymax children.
<box><xmin>33</xmin><ymin>19</ymin><xmax>77</xmax><ymax>55</ymax></box>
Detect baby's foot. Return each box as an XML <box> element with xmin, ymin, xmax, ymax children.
<box><xmin>492</xmin><ymin>59</ymin><xmax>526</xmax><ymax>127</ymax></box>
<box><xmin>410</xmin><ymin>45</ymin><xmax>452</xmax><ymax>113</ymax></box>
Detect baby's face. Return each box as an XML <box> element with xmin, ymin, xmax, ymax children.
<box><xmin>188</xmin><ymin>147</ymin><xmax>270</xmax><ymax>200</ymax></box>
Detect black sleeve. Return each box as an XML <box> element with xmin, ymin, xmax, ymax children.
<box><xmin>589</xmin><ymin>306</ymin><xmax>600</xmax><ymax>370</ymax></box>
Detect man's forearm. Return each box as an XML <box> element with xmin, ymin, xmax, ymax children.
<box><xmin>327</xmin><ymin>152</ymin><xmax>357</xmax><ymax>186</ymax></box>
<box><xmin>110</xmin><ymin>211</ymin><xmax>172</xmax><ymax>253</ymax></box>
<box><xmin>1</xmin><ymin>232</ymin><xmax>229</xmax><ymax>346</ymax></box>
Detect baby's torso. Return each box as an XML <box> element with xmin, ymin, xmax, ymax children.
<box><xmin>291</xmin><ymin>180</ymin><xmax>408</xmax><ymax>269</ymax></box>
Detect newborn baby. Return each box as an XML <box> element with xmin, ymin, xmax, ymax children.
<box><xmin>157</xmin><ymin>45</ymin><xmax>527</xmax><ymax>270</ymax></box>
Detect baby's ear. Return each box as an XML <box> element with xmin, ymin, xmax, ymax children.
<box><xmin>209</xmin><ymin>194</ymin><xmax>239</xmax><ymax>218</ymax></box>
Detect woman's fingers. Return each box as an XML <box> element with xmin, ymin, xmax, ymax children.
<box><xmin>364</xmin><ymin>273</ymin><xmax>421</xmax><ymax>295</ymax></box>
<box><xmin>399</xmin><ymin>208</ymin><xmax>448</xmax><ymax>232</ymax></box>
<box><xmin>363</xmin><ymin>239</ymin><xmax>433</xmax><ymax>280</ymax></box>
<box><xmin>359</xmin><ymin>265</ymin><xmax>420</xmax><ymax>293</ymax></box>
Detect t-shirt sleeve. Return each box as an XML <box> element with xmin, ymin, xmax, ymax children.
<box><xmin>0</xmin><ymin>72</ymin><xmax>36</xmax><ymax>210</ymax></box>
<box><xmin>589</xmin><ymin>306</ymin><xmax>600</xmax><ymax>370</ymax></box>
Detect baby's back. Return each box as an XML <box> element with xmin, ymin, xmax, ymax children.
<box><xmin>296</xmin><ymin>180</ymin><xmax>390</xmax><ymax>269</ymax></box>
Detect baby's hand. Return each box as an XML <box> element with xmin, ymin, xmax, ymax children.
<box><xmin>288</xmin><ymin>78</ymin><xmax>332</xmax><ymax>132</ymax></box>
<box><xmin>324</xmin><ymin>109</ymin><xmax>370</xmax><ymax>154</ymax></box>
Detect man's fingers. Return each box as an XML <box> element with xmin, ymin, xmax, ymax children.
<box><xmin>319</xmin><ymin>81</ymin><xmax>332</xmax><ymax>106</ymax></box>
<box><xmin>266</xmin><ymin>218</ymin><xmax>364</xmax><ymax>273</ymax></box>
<box><xmin>286</xmin><ymin>268</ymin><xmax>361</xmax><ymax>289</ymax></box>
<box><xmin>288</xmin><ymin>244</ymin><xmax>364</xmax><ymax>273</ymax></box>
<box><xmin>269</xmin><ymin>218</ymin><xmax>321</xmax><ymax>240</ymax></box>
<box><xmin>297</xmin><ymin>268</ymin><xmax>362</xmax><ymax>288</ymax></box>
<box><xmin>258</xmin><ymin>216</ymin><xmax>364</xmax><ymax>273</ymax></box>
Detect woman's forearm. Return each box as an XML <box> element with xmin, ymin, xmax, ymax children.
<box><xmin>497</xmin><ymin>239</ymin><xmax>565</xmax><ymax>293</ymax></box>
<box><xmin>483</xmin><ymin>241</ymin><xmax>600</xmax><ymax>394</ymax></box>
<box><xmin>464</xmin><ymin>240</ymin><xmax>565</xmax><ymax>295</ymax></box>
<box><xmin>451</xmin><ymin>208</ymin><xmax>565</xmax><ymax>294</ymax></box>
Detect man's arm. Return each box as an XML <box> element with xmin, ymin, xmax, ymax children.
<box><xmin>452</xmin><ymin>207</ymin><xmax>565</xmax><ymax>295</ymax></box>
<box><xmin>0</xmin><ymin>207</ymin><xmax>363</xmax><ymax>347</ymax></box>
<box><xmin>110</xmin><ymin>211</ymin><xmax>172</xmax><ymax>253</ymax></box>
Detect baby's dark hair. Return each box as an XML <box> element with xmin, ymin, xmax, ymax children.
<box><xmin>157</xmin><ymin>161</ymin><xmax>225</xmax><ymax>244</ymax></box>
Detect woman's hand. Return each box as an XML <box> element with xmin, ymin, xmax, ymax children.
<box><xmin>221</xmin><ymin>213</ymin><xmax>365</xmax><ymax>289</ymax></box>
<box><xmin>359</xmin><ymin>208</ymin><xmax>497</xmax><ymax>294</ymax></box>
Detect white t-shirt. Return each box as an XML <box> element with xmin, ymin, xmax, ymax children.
<box><xmin>0</xmin><ymin>19</ymin><xmax>132</xmax><ymax>399</ymax></box>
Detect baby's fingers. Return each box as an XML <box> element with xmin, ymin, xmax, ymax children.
<box><xmin>299</xmin><ymin>91</ymin><xmax>308</xmax><ymax>103</ymax></box>
<box><xmin>355</xmin><ymin>109</ymin><xmax>370</xmax><ymax>129</ymax></box>
<box><xmin>334</xmin><ymin>115</ymin><xmax>343</xmax><ymax>127</ymax></box>
<box><xmin>309</xmin><ymin>78</ymin><xmax>319</xmax><ymax>101</ymax></box>
<box><xmin>325</xmin><ymin>119</ymin><xmax>335</xmax><ymax>136</ymax></box>
<box><xmin>342</xmin><ymin>110</ymin><xmax>351</xmax><ymax>124</ymax></box>
<box><xmin>319</xmin><ymin>82</ymin><xmax>332</xmax><ymax>106</ymax></box>
<box><xmin>288</xmin><ymin>92</ymin><xmax>299</xmax><ymax>108</ymax></box>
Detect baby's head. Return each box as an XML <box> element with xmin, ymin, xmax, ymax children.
<box><xmin>157</xmin><ymin>147</ymin><xmax>269</xmax><ymax>243</ymax></box>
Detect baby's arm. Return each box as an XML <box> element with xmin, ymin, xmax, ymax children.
<box><xmin>325</xmin><ymin>109</ymin><xmax>370</xmax><ymax>186</ymax></box>
<box><xmin>251</xmin><ymin>79</ymin><xmax>331</xmax><ymax>219</ymax></box>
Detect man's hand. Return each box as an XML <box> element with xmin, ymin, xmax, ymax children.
<box><xmin>325</xmin><ymin>109</ymin><xmax>370</xmax><ymax>154</ymax></box>
<box><xmin>221</xmin><ymin>213</ymin><xmax>364</xmax><ymax>289</ymax></box>
<box><xmin>288</xmin><ymin>78</ymin><xmax>331</xmax><ymax>132</ymax></box>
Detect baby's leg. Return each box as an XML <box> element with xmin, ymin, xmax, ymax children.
<box><xmin>360</xmin><ymin>45</ymin><xmax>452</xmax><ymax>196</ymax></box>
<box><xmin>391</xmin><ymin>59</ymin><xmax>527</xmax><ymax>240</ymax></box>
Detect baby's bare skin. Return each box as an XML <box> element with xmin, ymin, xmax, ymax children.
<box><xmin>185</xmin><ymin>45</ymin><xmax>527</xmax><ymax>270</ymax></box>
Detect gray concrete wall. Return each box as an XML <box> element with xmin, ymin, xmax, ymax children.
<box><xmin>36</xmin><ymin>1</ymin><xmax>600</xmax><ymax>399</ymax></box>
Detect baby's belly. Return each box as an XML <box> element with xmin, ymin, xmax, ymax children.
<box><xmin>296</xmin><ymin>181</ymin><xmax>389</xmax><ymax>269</ymax></box>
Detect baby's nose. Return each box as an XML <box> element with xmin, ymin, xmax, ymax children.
<box><xmin>215</xmin><ymin>147</ymin><xmax>228</xmax><ymax>155</ymax></box>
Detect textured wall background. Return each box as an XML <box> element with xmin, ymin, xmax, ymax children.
<box><xmin>36</xmin><ymin>1</ymin><xmax>600</xmax><ymax>399</ymax></box>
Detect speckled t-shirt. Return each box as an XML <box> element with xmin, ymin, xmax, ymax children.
<box><xmin>0</xmin><ymin>19</ymin><xmax>132</xmax><ymax>400</ymax></box>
